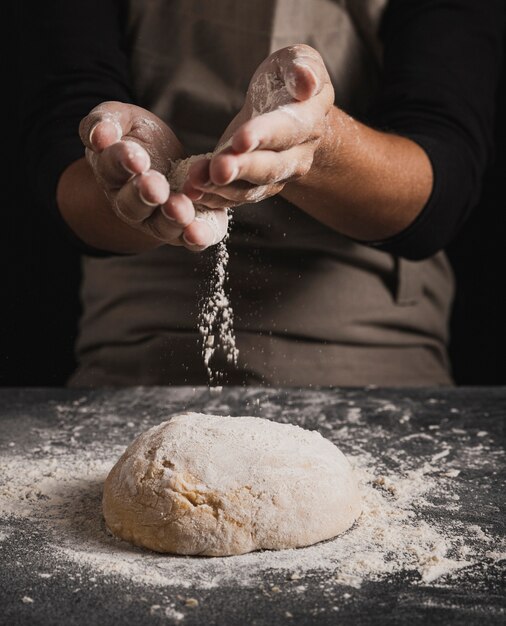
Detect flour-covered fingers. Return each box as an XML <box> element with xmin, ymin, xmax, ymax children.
<box><xmin>87</xmin><ymin>140</ymin><xmax>151</xmax><ymax>189</ymax></box>
<box><xmin>195</xmin><ymin>184</ymin><xmax>277</xmax><ymax>207</ymax></box>
<box><xmin>160</xmin><ymin>192</ymin><xmax>196</xmax><ymax>226</ymax></box>
<box><xmin>141</xmin><ymin>207</ymin><xmax>186</xmax><ymax>243</ymax></box>
<box><xmin>79</xmin><ymin>101</ymin><xmax>135</xmax><ymax>152</ymax></box>
<box><xmin>182</xmin><ymin>207</ymin><xmax>229</xmax><ymax>250</ymax></box>
<box><xmin>277</xmin><ymin>45</ymin><xmax>328</xmax><ymax>101</ymax></box>
<box><xmin>209</xmin><ymin>145</ymin><xmax>314</xmax><ymax>188</ymax></box>
<box><xmin>113</xmin><ymin>170</ymin><xmax>168</xmax><ymax>223</ymax></box>
<box><xmin>282</xmin><ymin>57</ymin><xmax>320</xmax><ymax>101</ymax></box>
<box><xmin>185</xmin><ymin>193</ymin><xmax>235</xmax><ymax>210</ymax></box>
<box><xmin>231</xmin><ymin>101</ymin><xmax>327</xmax><ymax>154</ymax></box>
<box><xmin>182</xmin><ymin>158</ymin><xmax>211</xmax><ymax>201</ymax></box>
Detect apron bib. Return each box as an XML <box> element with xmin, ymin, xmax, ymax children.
<box><xmin>71</xmin><ymin>0</ymin><xmax>454</xmax><ymax>387</ymax></box>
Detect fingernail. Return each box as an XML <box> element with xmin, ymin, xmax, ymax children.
<box><xmin>133</xmin><ymin>175</ymin><xmax>161</xmax><ymax>206</ymax></box>
<box><xmin>246</xmin><ymin>138</ymin><xmax>260</xmax><ymax>153</ymax></box>
<box><xmin>223</xmin><ymin>165</ymin><xmax>239</xmax><ymax>185</ymax></box>
<box><xmin>284</xmin><ymin>70</ymin><xmax>298</xmax><ymax>96</ymax></box>
<box><xmin>293</xmin><ymin>60</ymin><xmax>315</xmax><ymax>72</ymax></box>
<box><xmin>112</xmin><ymin>120</ymin><xmax>123</xmax><ymax>142</ymax></box>
<box><xmin>123</xmin><ymin>163</ymin><xmax>137</xmax><ymax>176</ymax></box>
<box><xmin>138</xmin><ymin>190</ymin><xmax>159</xmax><ymax>207</ymax></box>
<box><xmin>184</xmin><ymin>184</ymin><xmax>204</xmax><ymax>201</ymax></box>
<box><xmin>161</xmin><ymin>205</ymin><xmax>177</xmax><ymax>221</ymax></box>
<box><xmin>88</xmin><ymin>122</ymin><xmax>100</xmax><ymax>145</ymax></box>
<box><xmin>183</xmin><ymin>232</ymin><xmax>197</xmax><ymax>246</ymax></box>
<box><xmin>293</xmin><ymin>61</ymin><xmax>319</xmax><ymax>96</ymax></box>
<box><xmin>89</xmin><ymin>120</ymin><xmax>122</xmax><ymax>145</ymax></box>
<box><xmin>123</xmin><ymin>140</ymin><xmax>150</xmax><ymax>174</ymax></box>
<box><xmin>185</xmin><ymin>189</ymin><xmax>204</xmax><ymax>202</ymax></box>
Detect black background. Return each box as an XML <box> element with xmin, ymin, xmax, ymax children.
<box><xmin>3</xmin><ymin>9</ymin><xmax>505</xmax><ymax>387</ymax></box>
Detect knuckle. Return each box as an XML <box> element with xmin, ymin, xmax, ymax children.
<box><xmin>288</xmin><ymin>43</ymin><xmax>320</xmax><ymax>60</ymax></box>
<box><xmin>298</xmin><ymin>158</ymin><xmax>313</xmax><ymax>177</ymax></box>
<box><xmin>91</xmin><ymin>100</ymin><xmax>118</xmax><ymax>115</ymax></box>
<box><xmin>237</xmin><ymin>126</ymin><xmax>258</xmax><ymax>148</ymax></box>
<box><xmin>143</xmin><ymin>217</ymin><xmax>169</xmax><ymax>241</ymax></box>
<box><xmin>221</xmin><ymin>200</ymin><xmax>241</xmax><ymax>210</ymax></box>
<box><xmin>199</xmin><ymin>195</ymin><xmax>228</xmax><ymax>210</ymax></box>
<box><xmin>85</xmin><ymin>147</ymin><xmax>98</xmax><ymax>168</ymax></box>
<box><xmin>264</xmin><ymin>172</ymin><xmax>281</xmax><ymax>185</ymax></box>
<box><xmin>114</xmin><ymin>197</ymin><xmax>145</xmax><ymax>224</ymax></box>
<box><xmin>244</xmin><ymin>186</ymin><xmax>268</xmax><ymax>203</ymax></box>
<box><xmin>79</xmin><ymin>117</ymin><xmax>91</xmax><ymax>142</ymax></box>
<box><xmin>292</xmin><ymin>162</ymin><xmax>310</xmax><ymax>179</ymax></box>
<box><xmin>113</xmin><ymin>203</ymin><xmax>135</xmax><ymax>224</ymax></box>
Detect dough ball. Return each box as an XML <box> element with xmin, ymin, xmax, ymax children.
<box><xmin>103</xmin><ymin>413</ymin><xmax>361</xmax><ymax>556</ymax></box>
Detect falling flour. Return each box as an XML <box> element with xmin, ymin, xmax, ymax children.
<box><xmin>168</xmin><ymin>156</ymin><xmax>238</xmax><ymax>382</ymax></box>
<box><xmin>164</xmin><ymin>62</ymin><xmax>308</xmax><ymax>382</ymax></box>
<box><xmin>197</xmin><ymin>234</ymin><xmax>239</xmax><ymax>382</ymax></box>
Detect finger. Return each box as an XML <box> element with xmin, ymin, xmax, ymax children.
<box><xmin>136</xmin><ymin>170</ymin><xmax>170</xmax><ymax>207</ymax></box>
<box><xmin>183</xmin><ymin>158</ymin><xmax>217</xmax><ymax>202</ymax></box>
<box><xmin>186</xmin><ymin>193</ymin><xmax>237</xmax><ymax>210</ymax></box>
<box><xmin>178</xmin><ymin>158</ymin><xmax>210</xmax><ymax>191</ymax></box>
<box><xmin>141</xmin><ymin>206</ymin><xmax>185</xmax><ymax>243</ymax></box>
<box><xmin>79</xmin><ymin>101</ymin><xmax>135</xmax><ymax>151</ymax></box>
<box><xmin>160</xmin><ymin>192</ymin><xmax>196</xmax><ymax>227</ymax></box>
<box><xmin>183</xmin><ymin>185</ymin><xmax>205</xmax><ymax>203</ymax></box>
<box><xmin>114</xmin><ymin>170</ymin><xmax>168</xmax><ymax>223</ymax></box>
<box><xmin>89</xmin><ymin>140</ymin><xmax>151</xmax><ymax>188</ymax></box>
<box><xmin>231</xmin><ymin>98</ymin><xmax>328</xmax><ymax>154</ymax></box>
<box><xmin>185</xmin><ymin>161</ymin><xmax>266</xmax><ymax>206</ymax></box>
<box><xmin>194</xmin><ymin>184</ymin><xmax>275</xmax><ymax>206</ymax></box>
<box><xmin>208</xmin><ymin>146</ymin><xmax>313</xmax><ymax>187</ymax></box>
<box><xmin>184</xmin><ymin>158</ymin><xmax>211</xmax><ymax>194</ymax></box>
<box><xmin>182</xmin><ymin>208</ymin><xmax>229</xmax><ymax>250</ymax></box>
<box><xmin>277</xmin><ymin>45</ymin><xmax>328</xmax><ymax>101</ymax></box>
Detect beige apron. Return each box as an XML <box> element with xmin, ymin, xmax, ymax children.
<box><xmin>69</xmin><ymin>0</ymin><xmax>455</xmax><ymax>387</ymax></box>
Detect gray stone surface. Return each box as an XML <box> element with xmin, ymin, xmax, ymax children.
<box><xmin>0</xmin><ymin>386</ymin><xmax>504</xmax><ymax>625</ymax></box>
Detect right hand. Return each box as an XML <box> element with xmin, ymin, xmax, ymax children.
<box><xmin>79</xmin><ymin>101</ymin><xmax>217</xmax><ymax>249</ymax></box>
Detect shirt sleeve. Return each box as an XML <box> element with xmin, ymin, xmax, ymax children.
<box><xmin>365</xmin><ymin>0</ymin><xmax>505</xmax><ymax>261</ymax></box>
<box><xmin>21</xmin><ymin>0</ymin><xmax>133</xmax><ymax>256</ymax></box>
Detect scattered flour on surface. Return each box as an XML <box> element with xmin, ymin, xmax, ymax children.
<box><xmin>1</xmin><ymin>406</ymin><xmax>503</xmax><ymax>594</ymax></box>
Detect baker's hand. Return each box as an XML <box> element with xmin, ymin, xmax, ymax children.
<box><xmin>183</xmin><ymin>45</ymin><xmax>334</xmax><ymax>209</ymax></box>
<box><xmin>79</xmin><ymin>101</ymin><xmax>218</xmax><ymax>249</ymax></box>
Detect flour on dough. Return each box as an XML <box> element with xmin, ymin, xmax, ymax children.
<box><xmin>102</xmin><ymin>413</ymin><xmax>361</xmax><ymax>556</ymax></box>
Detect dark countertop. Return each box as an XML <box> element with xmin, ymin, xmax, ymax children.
<box><xmin>0</xmin><ymin>386</ymin><xmax>504</xmax><ymax>626</ymax></box>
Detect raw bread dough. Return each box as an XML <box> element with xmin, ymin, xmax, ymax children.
<box><xmin>102</xmin><ymin>413</ymin><xmax>361</xmax><ymax>556</ymax></box>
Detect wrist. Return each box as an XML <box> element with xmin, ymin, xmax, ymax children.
<box><xmin>282</xmin><ymin>106</ymin><xmax>345</xmax><ymax>198</ymax></box>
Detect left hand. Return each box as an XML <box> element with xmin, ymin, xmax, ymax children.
<box><xmin>182</xmin><ymin>44</ymin><xmax>335</xmax><ymax>209</ymax></box>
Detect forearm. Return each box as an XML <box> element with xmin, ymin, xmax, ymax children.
<box><xmin>57</xmin><ymin>158</ymin><xmax>161</xmax><ymax>254</ymax></box>
<box><xmin>281</xmin><ymin>106</ymin><xmax>433</xmax><ymax>242</ymax></box>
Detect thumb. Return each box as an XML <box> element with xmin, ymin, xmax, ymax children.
<box><xmin>279</xmin><ymin>46</ymin><xmax>327</xmax><ymax>102</ymax></box>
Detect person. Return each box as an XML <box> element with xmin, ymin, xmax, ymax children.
<box><xmin>22</xmin><ymin>0</ymin><xmax>504</xmax><ymax>387</ymax></box>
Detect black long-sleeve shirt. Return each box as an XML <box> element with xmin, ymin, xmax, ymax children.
<box><xmin>21</xmin><ymin>0</ymin><xmax>505</xmax><ymax>261</ymax></box>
